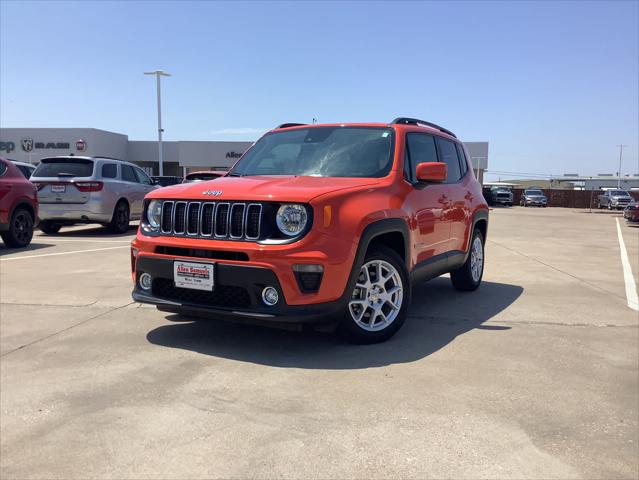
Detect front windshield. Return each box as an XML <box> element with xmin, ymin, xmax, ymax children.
<box><xmin>611</xmin><ymin>190</ymin><xmax>629</xmax><ymax>196</ymax></box>
<box><xmin>525</xmin><ymin>190</ymin><xmax>543</xmax><ymax>195</ymax></box>
<box><xmin>229</xmin><ymin>127</ymin><xmax>394</xmax><ymax>178</ymax></box>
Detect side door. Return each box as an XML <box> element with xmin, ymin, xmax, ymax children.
<box><xmin>402</xmin><ymin>132</ymin><xmax>452</xmax><ymax>266</ymax></box>
<box><xmin>436</xmin><ymin>137</ymin><xmax>469</xmax><ymax>253</ymax></box>
<box><xmin>120</xmin><ymin>164</ymin><xmax>144</xmax><ymax>217</ymax></box>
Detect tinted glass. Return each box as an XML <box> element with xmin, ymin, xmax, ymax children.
<box><xmin>0</xmin><ymin>161</ymin><xmax>7</xmax><ymax>177</ymax></box>
<box><xmin>405</xmin><ymin>133</ymin><xmax>438</xmax><ymax>182</ymax></box>
<box><xmin>17</xmin><ymin>165</ymin><xmax>32</xmax><ymax>178</ymax></box>
<box><xmin>456</xmin><ymin>143</ymin><xmax>468</xmax><ymax>176</ymax></box>
<box><xmin>102</xmin><ymin>163</ymin><xmax>117</xmax><ymax>178</ymax></box>
<box><xmin>134</xmin><ymin>167</ymin><xmax>152</xmax><ymax>185</ymax></box>
<box><xmin>230</xmin><ymin>127</ymin><xmax>394</xmax><ymax>178</ymax></box>
<box><xmin>121</xmin><ymin>165</ymin><xmax>138</xmax><ymax>183</ymax></box>
<box><xmin>611</xmin><ymin>190</ymin><xmax>629</xmax><ymax>196</ymax></box>
<box><xmin>33</xmin><ymin>159</ymin><xmax>94</xmax><ymax>177</ymax></box>
<box><xmin>437</xmin><ymin>138</ymin><xmax>462</xmax><ymax>183</ymax></box>
<box><xmin>525</xmin><ymin>190</ymin><xmax>544</xmax><ymax>195</ymax></box>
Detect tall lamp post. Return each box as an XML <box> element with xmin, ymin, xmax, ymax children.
<box><xmin>616</xmin><ymin>144</ymin><xmax>627</xmax><ymax>188</ymax></box>
<box><xmin>144</xmin><ymin>70</ymin><xmax>171</xmax><ymax>176</ymax></box>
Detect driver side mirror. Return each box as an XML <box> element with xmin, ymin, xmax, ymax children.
<box><xmin>416</xmin><ymin>162</ymin><xmax>447</xmax><ymax>183</ymax></box>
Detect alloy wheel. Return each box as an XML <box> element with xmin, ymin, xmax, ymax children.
<box><xmin>470</xmin><ymin>236</ymin><xmax>484</xmax><ymax>283</ymax></box>
<box><xmin>348</xmin><ymin>260</ymin><xmax>403</xmax><ymax>332</ymax></box>
<box><xmin>12</xmin><ymin>211</ymin><xmax>32</xmax><ymax>245</ymax></box>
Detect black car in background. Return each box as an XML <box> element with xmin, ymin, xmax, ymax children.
<box><xmin>151</xmin><ymin>176</ymin><xmax>183</xmax><ymax>187</ymax></box>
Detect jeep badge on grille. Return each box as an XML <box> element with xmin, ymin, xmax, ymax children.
<box><xmin>202</xmin><ymin>190</ymin><xmax>222</xmax><ymax>196</ymax></box>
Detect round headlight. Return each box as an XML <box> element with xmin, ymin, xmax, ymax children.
<box><xmin>147</xmin><ymin>200</ymin><xmax>162</xmax><ymax>230</ymax></box>
<box><xmin>276</xmin><ymin>204</ymin><xmax>308</xmax><ymax>236</ymax></box>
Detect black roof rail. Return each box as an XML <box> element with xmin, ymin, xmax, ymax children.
<box><xmin>276</xmin><ymin>123</ymin><xmax>307</xmax><ymax>129</ymax></box>
<box><xmin>391</xmin><ymin>117</ymin><xmax>457</xmax><ymax>138</ymax></box>
<box><xmin>93</xmin><ymin>156</ymin><xmax>126</xmax><ymax>161</ymax></box>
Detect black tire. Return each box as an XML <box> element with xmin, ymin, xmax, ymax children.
<box><xmin>108</xmin><ymin>201</ymin><xmax>130</xmax><ymax>234</ymax></box>
<box><xmin>39</xmin><ymin>221</ymin><xmax>62</xmax><ymax>235</ymax></box>
<box><xmin>450</xmin><ymin>229</ymin><xmax>485</xmax><ymax>292</ymax></box>
<box><xmin>338</xmin><ymin>245</ymin><xmax>411</xmax><ymax>344</ymax></box>
<box><xmin>1</xmin><ymin>207</ymin><xmax>34</xmax><ymax>248</ymax></box>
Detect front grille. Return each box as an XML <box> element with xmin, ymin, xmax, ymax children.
<box><xmin>153</xmin><ymin>278</ymin><xmax>251</xmax><ymax>308</ymax></box>
<box><xmin>158</xmin><ymin>201</ymin><xmax>263</xmax><ymax>241</ymax></box>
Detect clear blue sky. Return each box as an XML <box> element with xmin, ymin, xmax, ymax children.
<box><xmin>1</xmin><ymin>0</ymin><xmax>637</xmax><ymax>180</ymax></box>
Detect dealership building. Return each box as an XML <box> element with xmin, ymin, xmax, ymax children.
<box><xmin>0</xmin><ymin>127</ymin><xmax>489</xmax><ymax>180</ymax></box>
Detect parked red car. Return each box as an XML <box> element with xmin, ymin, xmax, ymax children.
<box><xmin>0</xmin><ymin>157</ymin><xmax>38</xmax><ymax>248</ymax></box>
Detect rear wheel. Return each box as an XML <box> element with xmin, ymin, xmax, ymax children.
<box><xmin>450</xmin><ymin>229</ymin><xmax>484</xmax><ymax>291</ymax></box>
<box><xmin>39</xmin><ymin>221</ymin><xmax>62</xmax><ymax>235</ymax></box>
<box><xmin>339</xmin><ymin>246</ymin><xmax>410</xmax><ymax>344</ymax></box>
<box><xmin>108</xmin><ymin>201</ymin><xmax>130</xmax><ymax>234</ymax></box>
<box><xmin>1</xmin><ymin>207</ymin><xmax>34</xmax><ymax>248</ymax></box>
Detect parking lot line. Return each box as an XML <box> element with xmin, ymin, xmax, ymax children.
<box><xmin>0</xmin><ymin>245</ymin><xmax>129</xmax><ymax>262</ymax></box>
<box><xmin>616</xmin><ymin>218</ymin><xmax>639</xmax><ymax>312</ymax></box>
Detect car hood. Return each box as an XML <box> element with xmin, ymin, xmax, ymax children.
<box><xmin>148</xmin><ymin>175</ymin><xmax>379</xmax><ymax>203</ymax></box>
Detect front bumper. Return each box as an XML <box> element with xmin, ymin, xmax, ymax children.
<box><xmin>132</xmin><ymin>255</ymin><xmax>345</xmax><ymax>323</ymax></box>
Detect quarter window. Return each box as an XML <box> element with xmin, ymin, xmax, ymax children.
<box><xmin>102</xmin><ymin>163</ymin><xmax>117</xmax><ymax>178</ymax></box>
<box><xmin>405</xmin><ymin>133</ymin><xmax>438</xmax><ymax>182</ymax></box>
<box><xmin>121</xmin><ymin>165</ymin><xmax>138</xmax><ymax>183</ymax></box>
<box><xmin>134</xmin><ymin>167</ymin><xmax>152</xmax><ymax>185</ymax></box>
<box><xmin>437</xmin><ymin>138</ymin><xmax>462</xmax><ymax>183</ymax></box>
<box><xmin>456</xmin><ymin>143</ymin><xmax>468</xmax><ymax>177</ymax></box>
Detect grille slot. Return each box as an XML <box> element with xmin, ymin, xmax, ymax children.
<box><xmin>173</xmin><ymin>202</ymin><xmax>187</xmax><ymax>234</ymax></box>
<box><xmin>245</xmin><ymin>204</ymin><xmax>262</xmax><ymax>239</ymax></box>
<box><xmin>230</xmin><ymin>204</ymin><xmax>245</xmax><ymax>238</ymax></box>
<box><xmin>155</xmin><ymin>200</ymin><xmax>263</xmax><ymax>241</ymax></box>
<box><xmin>215</xmin><ymin>203</ymin><xmax>230</xmax><ymax>237</ymax></box>
<box><xmin>200</xmin><ymin>202</ymin><xmax>215</xmax><ymax>236</ymax></box>
<box><xmin>152</xmin><ymin>278</ymin><xmax>251</xmax><ymax>308</ymax></box>
<box><xmin>161</xmin><ymin>201</ymin><xmax>174</xmax><ymax>233</ymax></box>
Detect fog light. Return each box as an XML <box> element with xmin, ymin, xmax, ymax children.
<box><xmin>262</xmin><ymin>286</ymin><xmax>279</xmax><ymax>306</ymax></box>
<box><xmin>139</xmin><ymin>272</ymin><xmax>152</xmax><ymax>291</ymax></box>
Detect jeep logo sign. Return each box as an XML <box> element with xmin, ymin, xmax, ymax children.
<box><xmin>225</xmin><ymin>151</ymin><xmax>243</xmax><ymax>159</ymax></box>
<box><xmin>0</xmin><ymin>141</ymin><xmax>15</xmax><ymax>153</ymax></box>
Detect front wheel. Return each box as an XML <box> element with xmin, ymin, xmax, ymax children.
<box><xmin>450</xmin><ymin>229</ymin><xmax>485</xmax><ymax>291</ymax></box>
<box><xmin>1</xmin><ymin>207</ymin><xmax>34</xmax><ymax>248</ymax></box>
<box><xmin>338</xmin><ymin>246</ymin><xmax>410</xmax><ymax>344</ymax></box>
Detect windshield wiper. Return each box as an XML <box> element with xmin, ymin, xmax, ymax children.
<box><xmin>226</xmin><ymin>172</ymin><xmax>243</xmax><ymax>177</ymax></box>
<box><xmin>56</xmin><ymin>173</ymin><xmax>76</xmax><ymax>177</ymax></box>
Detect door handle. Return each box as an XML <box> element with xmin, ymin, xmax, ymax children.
<box><xmin>465</xmin><ymin>191</ymin><xmax>474</xmax><ymax>201</ymax></box>
<box><xmin>438</xmin><ymin>195</ymin><xmax>448</xmax><ymax>204</ymax></box>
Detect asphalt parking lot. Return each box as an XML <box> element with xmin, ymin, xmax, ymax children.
<box><xmin>1</xmin><ymin>208</ymin><xmax>638</xmax><ymax>479</ymax></box>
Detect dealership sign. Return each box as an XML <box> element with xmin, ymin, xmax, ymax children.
<box><xmin>0</xmin><ymin>138</ymin><xmax>88</xmax><ymax>153</ymax></box>
<box><xmin>225</xmin><ymin>151</ymin><xmax>243</xmax><ymax>159</ymax></box>
<box><xmin>0</xmin><ymin>141</ymin><xmax>15</xmax><ymax>153</ymax></box>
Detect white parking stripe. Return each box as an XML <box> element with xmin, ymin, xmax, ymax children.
<box><xmin>616</xmin><ymin>218</ymin><xmax>639</xmax><ymax>312</ymax></box>
<box><xmin>0</xmin><ymin>245</ymin><xmax>129</xmax><ymax>262</ymax></box>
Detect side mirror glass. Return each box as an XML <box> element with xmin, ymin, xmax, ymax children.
<box><xmin>416</xmin><ymin>162</ymin><xmax>447</xmax><ymax>183</ymax></box>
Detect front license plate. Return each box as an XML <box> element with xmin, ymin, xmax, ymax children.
<box><xmin>174</xmin><ymin>261</ymin><xmax>214</xmax><ymax>291</ymax></box>
<box><xmin>51</xmin><ymin>185</ymin><xmax>66</xmax><ymax>193</ymax></box>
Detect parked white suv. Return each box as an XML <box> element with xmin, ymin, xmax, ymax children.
<box><xmin>31</xmin><ymin>156</ymin><xmax>157</xmax><ymax>234</ymax></box>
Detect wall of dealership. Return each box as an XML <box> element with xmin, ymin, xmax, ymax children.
<box><xmin>0</xmin><ymin>128</ymin><xmax>252</xmax><ymax>176</ymax></box>
<box><xmin>0</xmin><ymin>127</ymin><xmax>489</xmax><ymax>180</ymax></box>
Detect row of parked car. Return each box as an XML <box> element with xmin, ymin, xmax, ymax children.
<box><xmin>0</xmin><ymin>155</ymin><xmax>226</xmax><ymax>248</ymax></box>
<box><xmin>485</xmin><ymin>186</ymin><xmax>549</xmax><ymax>207</ymax></box>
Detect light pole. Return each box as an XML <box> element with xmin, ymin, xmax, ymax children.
<box><xmin>144</xmin><ymin>70</ymin><xmax>171</xmax><ymax>176</ymax></box>
<box><xmin>616</xmin><ymin>144</ymin><xmax>627</xmax><ymax>188</ymax></box>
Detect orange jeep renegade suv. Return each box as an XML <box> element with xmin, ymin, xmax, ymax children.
<box><xmin>131</xmin><ymin>118</ymin><xmax>488</xmax><ymax>343</ymax></box>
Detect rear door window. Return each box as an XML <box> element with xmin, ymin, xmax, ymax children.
<box><xmin>102</xmin><ymin>163</ymin><xmax>118</xmax><ymax>178</ymax></box>
<box><xmin>405</xmin><ymin>133</ymin><xmax>438</xmax><ymax>182</ymax></box>
<box><xmin>121</xmin><ymin>165</ymin><xmax>138</xmax><ymax>183</ymax></box>
<box><xmin>436</xmin><ymin>138</ymin><xmax>463</xmax><ymax>183</ymax></box>
<box><xmin>33</xmin><ymin>159</ymin><xmax>94</xmax><ymax>178</ymax></box>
